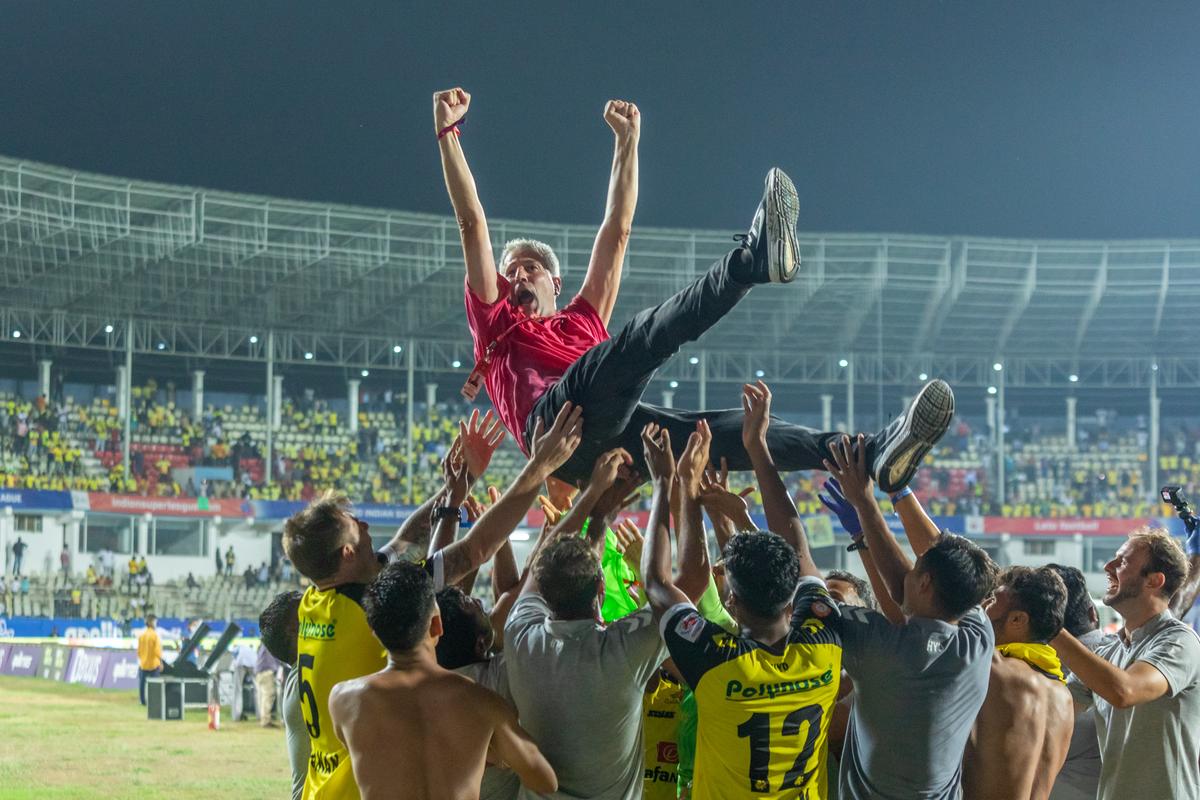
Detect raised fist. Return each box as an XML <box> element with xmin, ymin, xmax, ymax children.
<box><xmin>433</xmin><ymin>88</ymin><xmax>470</xmax><ymax>133</ymax></box>
<box><xmin>603</xmin><ymin>100</ymin><xmax>640</xmax><ymax>140</ymax></box>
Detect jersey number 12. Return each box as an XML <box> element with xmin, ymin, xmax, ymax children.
<box><xmin>736</xmin><ymin>703</ymin><xmax>823</xmax><ymax>793</ymax></box>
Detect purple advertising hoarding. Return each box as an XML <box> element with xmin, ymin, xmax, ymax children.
<box><xmin>2</xmin><ymin>644</ymin><xmax>43</xmax><ymax>677</ymax></box>
<box><xmin>63</xmin><ymin>647</ymin><xmax>113</xmax><ymax>688</ymax></box>
<box><xmin>101</xmin><ymin>650</ymin><xmax>140</xmax><ymax>690</ymax></box>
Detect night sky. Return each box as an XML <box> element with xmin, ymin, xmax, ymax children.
<box><xmin>3</xmin><ymin>2</ymin><xmax>1198</xmax><ymax>239</ymax></box>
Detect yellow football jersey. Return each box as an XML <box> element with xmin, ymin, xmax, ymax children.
<box><xmin>297</xmin><ymin>583</ymin><xmax>387</xmax><ymax>800</ymax></box>
<box><xmin>662</xmin><ymin>578</ymin><xmax>842</xmax><ymax>800</ymax></box>
<box><xmin>643</xmin><ymin>672</ymin><xmax>685</xmax><ymax>800</ymax></box>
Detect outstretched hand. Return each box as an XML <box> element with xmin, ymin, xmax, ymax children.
<box><xmin>699</xmin><ymin>459</ymin><xmax>754</xmax><ymax>525</ymax></box>
<box><xmin>818</xmin><ymin>477</ymin><xmax>864</xmax><ymax>539</ymax></box>
<box><xmin>741</xmin><ymin>381</ymin><xmax>772</xmax><ymax>452</ymax></box>
<box><xmin>640</xmin><ymin>422</ymin><xmax>675</xmax><ymax>484</ymax></box>
<box><xmin>440</xmin><ymin>439</ymin><xmax>471</xmax><ymax>508</ymax></box>
<box><xmin>529</xmin><ymin>403</ymin><xmax>584</xmax><ymax>476</ymax></box>
<box><xmin>603</xmin><ymin>100</ymin><xmax>641</xmax><ymax>141</ymax></box>
<box><xmin>590</xmin><ymin>448</ymin><xmax>634</xmax><ymax>493</ymax></box>
<box><xmin>459</xmin><ymin>409</ymin><xmax>506</xmax><ymax>480</ymax></box>
<box><xmin>677</xmin><ymin>420</ymin><xmax>713</xmax><ymax>499</ymax></box>
<box><xmin>822</xmin><ymin>434</ymin><xmax>874</xmax><ymax>509</ymax></box>
<box><xmin>433</xmin><ymin>88</ymin><xmax>470</xmax><ymax>132</ymax></box>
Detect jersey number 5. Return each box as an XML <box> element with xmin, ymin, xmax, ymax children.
<box><xmin>736</xmin><ymin>703</ymin><xmax>824</xmax><ymax>793</ymax></box>
<box><xmin>298</xmin><ymin>653</ymin><xmax>321</xmax><ymax>739</ymax></box>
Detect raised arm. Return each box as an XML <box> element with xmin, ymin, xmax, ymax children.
<box><xmin>825</xmin><ymin>435</ymin><xmax>912</xmax><ymax>606</ymax></box>
<box><xmin>434</xmin><ymin>88</ymin><xmax>499</xmax><ymax>304</ymax></box>
<box><xmin>1169</xmin><ymin>517</ymin><xmax>1200</xmax><ymax>617</ymax></box>
<box><xmin>742</xmin><ymin>382</ymin><xmax>821</xmax><ymax>578</ymax></box>
<box><xmin>427</xmin><ymin>440</ymin><xmax>470</xmax><ymax>559</ymax></box>
<box><xmin>438</xmin><ymin>404</ymin><xmax>584</xmax><ymax>586</ymax></box>
<box><xmin>819</xmin><ymin>478</ymin><xmax>904</xmax><ymax>624</ymax></box>
<box><xmin>640</xmin><ymin>424</ymin><xmax>693</xmax><ymax>621</ymax></box>
<box><xmin>891</xmin><ymin>488</ymin><xmax>940</xmax><ymax>557</ymax></box>
<box><xmin>578</xmin><ymin>100</ymin><xmax>640</xmax><ymax>326</ymax></box>
<box><xmin>676</xmin><ymin>420</ymin><xmax>716</xmax><ymax>602</ymax></box>
<box><xmin>1052</xmin><ymin>628</ymin><xmax>1170</xmax><ymax>709</ymax></box>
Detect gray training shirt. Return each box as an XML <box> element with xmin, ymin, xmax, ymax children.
<box><xmin>1067</xmin><ymin>610</ymin><xmax>1200</xmax><ymax>800</ymax></box>
<box><xmin>504</xmin><ymin>593</ymin><xmax>666</xmax><ymax>800</ymax></box>
<box><xmin>1050</xmin><ymin>628</ymin><xmax>1116</xmax><ymax>800</ymax></box>
<box><xmin>834</xmin><ymin>605</ymin><xmax>994</xmax><ymax>800</ymax></box>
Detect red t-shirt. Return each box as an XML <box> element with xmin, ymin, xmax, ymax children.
<box><xmin>464</xmin><ymin>275</ymin><xmax>609</xmax><ymax>453</ymax></box>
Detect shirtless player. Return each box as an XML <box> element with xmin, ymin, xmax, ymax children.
<box><xmin>328</xmin><ymin>561</ymin><xmax>557</xmax><ymax>800</ymax></box>
<box><xmin>964</xmin><ymin>566</ymin><xmax>1074</xmax><ymax>800</ymax></box>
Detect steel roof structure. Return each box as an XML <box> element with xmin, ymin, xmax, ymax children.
<box><xmin>2</xmin><ymin>154</ymin><xmax>1199</xmax><ymax>388</ymax></box>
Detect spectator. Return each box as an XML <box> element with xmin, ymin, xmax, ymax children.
<box><xmin>1054</xmin><ymin>527</ymin><xmax>1200</xmax><ymax>800</ymax></box>
<box><xmin>225</xmin><ymin>546</ymin><xmax>235</xmax><ymax>577</ymax></box>
<box><xmin>59</xmin><ymin>545</ymin><xmax>70</xmax><ymax>577</ymax></box>
<box><xmin>256</xmin><ymin>561</ymin><xmax>269</xmax><ymax>586</ymax></box>
<box><xmin>137</xmin><ymin>614</ymin><xmax>163</xmax><ymax>706</ymax></box>
<box><xmin>11</xmin><ymin>537</ymin><xmax>25</xmax><ymax>577</ymax></box>
<box><xmin>85</xmin><ymin>565</ymin><xmax>98</xmax><ymax>585</ymax></box>
<box><xmin>186</xmin><ymin>572</ymin><xmax>199</xmax><ymax>590</ymax></box>
<box><xmin>254</xmin><ymin>640</ymin><xmax>283</xmax><ymax>728</ymax></box>
<box><xmin>137</xmin><ymin>555</ymin><xmax>148</xmax><ymax>575</ymax></box>
<box><xmin>214</xmin><ymin>547</ymin><xmax>222</xmax><ymax>576</ymax></box>
<box><xmin>231</xmin><ymin>641</ymin><xmax>258</xmax><ymax>722</ymax></box>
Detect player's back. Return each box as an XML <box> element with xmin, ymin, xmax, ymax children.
<box><xmin>333</xmin><ymin>668</ymin><xmax>503</xmax><ymax>800</ymax></box>
<box><xmin>661</xmin><ymin>579</ymin><xmax>842</xmax><ymax>800</ymax></box>
<box><xmin>297</xmin><ymin>584</ymin><xmax>387</xmax><ymax>800</ymax></box>
<box><xmin>964</xmin><ymin>652</ymin><xmax>1074</xmax><ymax>800</ymax></box>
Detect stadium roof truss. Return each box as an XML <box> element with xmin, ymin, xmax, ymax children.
<box><xmin>1</xmin><ymin>155</ymin><xmax>1198</xmax><ymax>387</ymax></box>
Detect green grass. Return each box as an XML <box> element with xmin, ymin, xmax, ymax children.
<box><xmin>0</xmin><ymin>675</ymin><xmax>291</xmax><ymax>799</ymax></box>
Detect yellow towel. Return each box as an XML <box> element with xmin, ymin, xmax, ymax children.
<box><xmin>997</xmin><ymin>642</ymin><xmax>1065</xmax><ymax>683</ymax></box>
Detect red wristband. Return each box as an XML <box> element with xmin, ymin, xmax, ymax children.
<box><xmin>437</xmin><ymin>122</ymin><xmax>462</xmax><ymax>140</ymax></box>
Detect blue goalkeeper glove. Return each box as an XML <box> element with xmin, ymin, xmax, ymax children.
<box><xmin>819</xmin><ymin>477</ymin><xmax>863</xmax><ymax>543</ymax></box>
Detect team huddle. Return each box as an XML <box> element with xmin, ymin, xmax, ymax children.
<box><xmin>252</xmin><ymin>90</ymin><xmax>1200</xmax><ymax>800</ymax></box>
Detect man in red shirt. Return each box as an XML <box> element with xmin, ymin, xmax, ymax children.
<box><xmin>436</xmin><ymin>88</ymin><xmax>952</xmax><ymax>493</ymax></box>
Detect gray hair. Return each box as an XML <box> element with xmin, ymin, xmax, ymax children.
<box><xmin>499</xmin><ymin>238</ymin><xmax>561</xmax><ymax>277</ymax></box>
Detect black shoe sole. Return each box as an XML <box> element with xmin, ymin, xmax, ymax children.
<box><xmin>874</xmin><ymin>379</ymin><xmax>955</xmax><ymax>493</ymax></box>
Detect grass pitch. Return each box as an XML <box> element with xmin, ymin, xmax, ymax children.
<box><xmin>0</xmin><ymin>675</ymin><xmax>292</xmax><ymax>799</ymax></box>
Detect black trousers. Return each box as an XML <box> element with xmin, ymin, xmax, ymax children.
<box><xmin>526</xmin><ymin>248</ymin><xmax>857</xmax><ymax>485</ymax></box>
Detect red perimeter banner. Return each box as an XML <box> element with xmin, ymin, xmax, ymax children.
<box><xmin>981</xmin><ymin>517</ymin><xmax>1154</xmax><ymax>536</ymax></box>
<box><xmin>82</xmin><ymin>493</ymin><xmax>251</xmax><ymax>517</ymax></box>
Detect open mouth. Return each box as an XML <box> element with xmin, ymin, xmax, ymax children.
<box><xmin>513</xmin><ymin>286</ymin><xmax>535</xmax><ymax>306</ymax></box>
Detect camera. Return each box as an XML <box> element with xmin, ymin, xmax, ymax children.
<box><xmin>1161</xmin><ymin>486</ymin><xmax>1186</xmax><ymax>509</ymax></box>
<box><xmin>1161</xmin><ymin>485</ymin><xmax>1198</xmax><ymax>536</ymax></box>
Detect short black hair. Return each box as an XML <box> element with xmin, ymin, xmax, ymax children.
<box><xmin>534</xmin><ymin>537</ymin><xmax>601</xmax><ymax>619</ymax></box>
<box><xmin>723</xmin><ymin>531</ymin><xmax>801</xmax><ymax>619</ymax></box>
<box><xmin>364</xmin><ymin>562</ymin><xmax>436</xmax><ymax>653</ymax></box>
<box><xmin>1046</xmin><ymin>563</ymin><xmax>1097</xmax><ymax>637</ymax></box>
<box><xmin>435</xmin><ymin>587</ymin><xmax>486</xmax><ymax>670</ymax></box>
<box><xmin>1000</xmin><ymin>566</ymin><xmax>1068</xmax><ymax>643</ymax></box>
<box><xmin>917</xmin><ymin>534</ymin><xmax>997</xmax><ymax>619</ymax></box>
<box><xmin>825</xmin><ymin>570</ymin><xmax>876</xmax><ymax>610</ymax></box>
<box><xmin>259</xmin><ymin>590</ymin><xmax>303</xmax><ymax>664</ymax></box>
